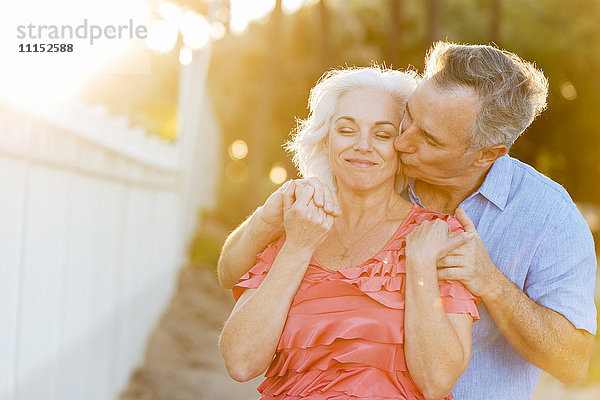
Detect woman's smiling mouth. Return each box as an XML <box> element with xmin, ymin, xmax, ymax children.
<box><xmin>345</xmin><ymin>158</ymin><xmax>378</xmax><ymax>168</ymax></box>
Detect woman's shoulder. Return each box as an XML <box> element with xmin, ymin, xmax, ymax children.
<box><xmin>408</xmin><ymin>205</ymin><xmax>465</xmax><ymax>233</ymax></box>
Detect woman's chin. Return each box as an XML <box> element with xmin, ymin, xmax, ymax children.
<box><xmin>337</xmin><ymin>178</ymin><xmax>382</xmax><ymax>193</ymax></box>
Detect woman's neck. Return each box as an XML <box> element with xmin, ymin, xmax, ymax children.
<box><xmin>336</xmin><ymin>183</ymin><xmax>400</xmax><ymax>231</ymax></box>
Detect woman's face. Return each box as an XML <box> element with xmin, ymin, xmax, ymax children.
<box><xmin>326</xmin><ymin>88</ymin><xmax>403</xmax><ymax>192</ymax></box>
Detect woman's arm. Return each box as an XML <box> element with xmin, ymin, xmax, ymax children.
<box><xmin>219</xmin><ymin>186</ymin><xmax>334</xmax><ymax>381</ymax></box>
<box><xmin>219</xmin><ymin>241</ymin><xmax>314</xmax><ymax>381</ymax></box>
<box><xmin>404</xmin><ymin>219</ymin><xmax>474</xmax><ymax>400</ymax></box>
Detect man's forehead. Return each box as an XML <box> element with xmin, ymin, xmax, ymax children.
<box><xmin>405</xmin><ymin>79</ymin><xmax>480</xmax><ymax>148</ymax></box>
<box><xmin>412</xmin><ymin>78</ymin><xmax>479</xmax><ymax>102</ymax></box>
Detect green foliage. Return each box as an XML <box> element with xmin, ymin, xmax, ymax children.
<box><xmin>82</xmin><ymin>0</ymin><xmax>600</xmax><ymax>289</ymax></box>
<box><xmin>188</xmin><ymin>230</ymin><xmax>223</xmax><ymax>269</ymax></box>
<box><xmin>208</xmin><ymin>0</ymin><xmax>600</xmax><ymax>230</ymax></box>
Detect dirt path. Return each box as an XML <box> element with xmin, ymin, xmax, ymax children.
<box><xmin>533</xmin><ymin>373</ymin><xmax>600</xmax><ymax>400</ymax></box>
<box><xmin>118</xmin><ymin>266</ymin><xmax>262</xmax><ymax>400</ymax></box>
<box><xmin>119</xmin><ymin>265</ymin><xmax>600</xmax><ymax>400</ymax></box>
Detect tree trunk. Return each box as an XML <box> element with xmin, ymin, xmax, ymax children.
<box><xmin>490</xmin><ymin>0</ymin><xmax>501</xmax><ymax>44</ymax></box>
<box><xmin>247</xmin><ymin>0</ymin><xmax>283</xmax><ymax>208</ymax></box>
<box><xmin>426</xmin><ymin>0</ymin><xmax>443</xmax><ymax>47</ymax></box>
<box><xmin>386</xmin><ymin>0</ymin><xmax>402</xmax><ymax>67</ymax></box>
<box><xmin>319</xmin><ymin>0</ymin><xmax>331</xmax><ymax>69</ymax></box>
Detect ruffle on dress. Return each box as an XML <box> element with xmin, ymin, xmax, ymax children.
<box><xmin>232</xmin><ymin>206</ymin><xmax>480</xmax><ymax>400</ymax></box>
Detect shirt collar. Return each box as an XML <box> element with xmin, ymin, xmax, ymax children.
<box><xmin>405</xmin><ymin>179</ymin><xmax>424</xmax><ymax>207</ymax></box>
<box><xmin>472</xmin><ymin>154</ymin><xmax>512</xmax><ymax>210</ymax></box>
<box><xmin>405</xmin><ymin>154</ymin><xmax>512</xmax><ymax>211</ymax></box>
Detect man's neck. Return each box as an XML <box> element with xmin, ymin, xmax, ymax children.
<box><xmin>413</xmin><ymin>166</ymin><xmax>492</xmax><ymax>214</ymax></box>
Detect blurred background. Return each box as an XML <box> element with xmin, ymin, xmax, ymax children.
<box><xmin>1</xmin><ymin>0</ymin><xmax>599</xmax><ymax>399</ymax></box>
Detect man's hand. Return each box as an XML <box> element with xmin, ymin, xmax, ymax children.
<box><xmin>437</xmin><ymin>209</ymin><xmax>595</xmax><ymax>384</ymax></box>
<box><xmin>253</xmin><ymin>180</ymin><xmax>295</xmax><ymax>238</ymax></box>
<box><xmin>405</xmin><ymin>219</ymin><xmax>474</xmax><ymax>266</ymax></box>
<box><xmin>436</xmin><ymin>208</ymin><xmax>502</xmax><ymax>297</ymax></box>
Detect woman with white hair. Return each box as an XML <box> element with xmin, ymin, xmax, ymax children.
<box><xmin>219</xmin><ymin>67</ymin><xmax>479</xmax><ymax>400</ymax></box>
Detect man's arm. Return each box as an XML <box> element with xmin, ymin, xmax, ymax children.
<box><xmin>481</xmin><ymin>268</ymin><xmax>593</xmax><ymax>383</ymax></box>
<box><xmin>217</xmin><ymin>182</ymin><xmax>291</xmax><ymax>289</ymax></box>
<box><xmin>217</xmin><ymin>205</ymin><xmax>283</xmax><ymax>289</ymax></box>
<box><xmin>437</xmin><ymin>208</ymin><xmax>595</xmax><ymax>384</ymax></box>
<box><xmin>217</xmin><ymin>179</ymin><xmax>340</xmax><ymax>289</ymax></box>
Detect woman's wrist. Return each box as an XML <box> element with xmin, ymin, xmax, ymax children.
<box><xmin>280</xmin><ymin>240</ymin><xmax>316</xmax><ymax>261</ymax></box>
<box><xmin>405</xmin><ymin>251</ymin><xmax>438</xmax><ymax>270</ymax></box>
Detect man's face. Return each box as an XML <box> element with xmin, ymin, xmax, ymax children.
<box><xmin>394</xmin><ymin>79</ymin><xmax>481</xmax><ymax>186</ymax></box>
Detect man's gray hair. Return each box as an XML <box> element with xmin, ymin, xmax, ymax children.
<box><xmin>424</xmin><ymin>42</ymin><xmax>549</xmax><ymax>151</ymax></box>
<box><xmin>286</xmin><ymin>66</ymin><xmax>419</xmax><ymax>191</ymax></box>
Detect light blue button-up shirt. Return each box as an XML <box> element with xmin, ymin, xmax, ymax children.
<box><xmin>406</xmin><ymin>154</ymin><xmax>597</xmax><ymax>400</ymax></box>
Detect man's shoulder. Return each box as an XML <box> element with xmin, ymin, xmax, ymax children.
<box><xmin>506</xmin><ymin>157</ymin><xmax>576</xmax><ymax>214</ymax></box>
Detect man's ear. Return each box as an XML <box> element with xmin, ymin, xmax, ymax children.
<box><xmin>473</xmin><ymin>144</ymin><xmax>507</xmax><ymax>168</ymax></box>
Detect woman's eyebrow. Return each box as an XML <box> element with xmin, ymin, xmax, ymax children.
<box><xmin>335</xmin><ymin>116</ymin><xmax>356</xmax><ymax>122</ymax></box>
<box><xmin>336</xmin><ymin>117</ymin><xmax>396</xmax><ymax>127</ymax></box>
<box><xmin>374</xmin><ymin>121</ymin><xmax>396</xmax><ymax>127</ymax></box>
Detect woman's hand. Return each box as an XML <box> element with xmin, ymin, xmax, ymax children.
<box><xmin>282</xmin><ymin>184</ymin><xmax>335</xmax><ymax>253</ymax></box>
<box><xmin>405</xmin><ymin>219</ymin><xmax>473</xmax><ymax>265</ymax></box>
<box><xmin>404</xmin><ymin>218</ymin><xmax>475</xmax><ymax>398</ymax></box>
<box><xmin>256</xmin><ymin>178</ymin><xmax>341</xmax><ymax>236</ymax></box>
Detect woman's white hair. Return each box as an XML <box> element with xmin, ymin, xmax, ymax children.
<box><xmin>285</xmin><ymin>66</ymin><xmax>419</xmax><ymax>192</ymax></box>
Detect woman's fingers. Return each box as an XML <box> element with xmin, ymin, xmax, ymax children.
<box><xmin>293</xmin><ymin>178</ymin><xmax>340</xmax><ymax>217</ymax></box>
<box><xmin>294</xmin><ymin>184</ymin><xmax>315</xmax><ymax>208</ymax></box>
<box><xmin>323</xmin><ymin>186</ymin><xmax>341</xmax><ymax>216</ymax></box>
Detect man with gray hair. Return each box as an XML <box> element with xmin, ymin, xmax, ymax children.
<box><xmin>394</xmin><ymin>41</ymin><xmax>596</xmax><ymax>399</ymax></box>
<box><xmin>217</xmin><ymin>42</ymin><xmax>596</xmax><ymax>399</ymax></box>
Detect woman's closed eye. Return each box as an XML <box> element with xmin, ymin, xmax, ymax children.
<box><xmin>374</xmin><ymin>131</ymin><xmax>393</xmax><ymax>140</ymax></box>
<box><xmin>337</xmin><ymin>127</ymin><xmax>356</xmax><ymax>135</ymax></box>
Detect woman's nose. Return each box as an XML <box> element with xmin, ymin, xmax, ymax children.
<box><xmin>353</xmin><ymin>132</ymin><xmax>372</xmax><ymax>152</ymax></box>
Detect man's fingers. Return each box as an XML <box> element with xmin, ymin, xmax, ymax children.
<box><xmin>455</xmin><ymin>207</ymin><xmax>476</xmax><ymax>233</ymax></box>
<box><xmin>440</xmin><ymin>231</ymin><xmax>474</xmax><ymax>256</ymax></box>
<box><xmin>282</xmin><ymin>181</ymin><xmax>295</xmax><ymax>212</ymax></box>
<box><xmin>437</xmin><ymin>267</ymin><xmax>462</xmax><ymax>281</ymax></box>
<box><xmin>437</xmin><ymin>255</ymin><xmax>463</xmax><ymax>267</ymax></box>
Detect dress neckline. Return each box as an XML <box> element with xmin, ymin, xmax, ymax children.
<box><xmin>311</xmin><ymin>203</ymin><xmax>419</xmax><ymax>273</ymax></box>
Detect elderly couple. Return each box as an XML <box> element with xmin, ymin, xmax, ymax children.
<box><xmin>217</xmin><ymin>42</ymin><xmax>597</xmax><ymax>400</ymax></box>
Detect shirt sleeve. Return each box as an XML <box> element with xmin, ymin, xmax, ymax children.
<box><xmin>231</xmin><ymin>235</ymin><xmax>286</xmax><ymax>302</ymax></box>
<box><xmin>524</xmin><ymin>206</ymin><xmax>597</xmax><ymax>334</ymax></box>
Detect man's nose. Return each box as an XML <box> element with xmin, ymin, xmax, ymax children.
<box><xmin>394</xmin><ymin>129</ymin><xmax>416</xmax><ymax>153</ymax></box>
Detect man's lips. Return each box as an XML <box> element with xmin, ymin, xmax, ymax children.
<box><xmin>345</xmin><ymin>158</ymin><xmax>377</xmax><ymax>168</ymax></box>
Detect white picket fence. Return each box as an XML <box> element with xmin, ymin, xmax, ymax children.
<box><xmin>0</xmin><ymin>54</ymin><xmax>220</xmax><ymax>400</ymax></box>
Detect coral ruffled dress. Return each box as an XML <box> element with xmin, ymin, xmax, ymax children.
<box><xmin>232</xmin><ymin>205</ymin><xmax>479</xmax><ymax>400</ymax></box>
